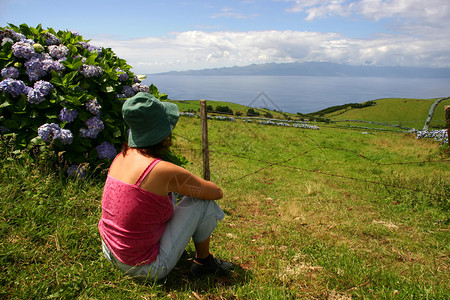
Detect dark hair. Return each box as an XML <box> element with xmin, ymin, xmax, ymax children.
<box><xmin>121</xmin><ymin>134</ymin><xmax>172</xmax><ymax>159</ymax></box>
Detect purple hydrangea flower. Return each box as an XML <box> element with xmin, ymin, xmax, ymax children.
<box><xmin>25</xmin><ymin>56</ymin><xmax>46</xmax><ymax>81</ymax></box>
<box><xmin>76</xmin><ymin>41</ymin><xmax>89</xmax><ymax>49</ymax></box>
<box><xmin>54</xmin><ymin>128</ymin><xmax>73</xmax><ymax>145</ymax></box>
<box><xmin>87</xmin><ymin>44</ymin><xmax>102</xmax><ymax>55</ymax></box>
<box><xmin>13</xmin><ymin>33</ymin><xmax>27</xmax><ymax>41</ymax></box>
<box><xmin>122</xmin><ymin>86</ymin><xmax>135</xmax><ymax>97</ymax></box>
<box><xmin>37</xmin><ymin>123</ymin><xmax>60</xmax><ymax>142</ymax></box>
<box><xmin>0</xmin><ymin>78</ymin><xmax>27</xmax><ymax>97</ymax></box>
<box><xmin>34</xmin><ymin>80</ymin><xmax>53</xmax><ymax>96</ymax></box>
<box><xmin>1</xmin><ymin>67</ymin><xmax>20</xmax><ymax>79</ymax></box>
<box><xmin>80</xmin><ymin>116</ymin><xmax>104</xmax><ymax>138</ymax></box>
<box><xmin>42</xmin><ymin>58</ymin><xmax>65</xmax><ymax>73</ymax></box>
<box><xmin>44</xmin><ymin>33</ymin><xmax>60</xmax><ymax>46</ymax></box>
<box><xmin>59</xmin><ymin>108</ymin><xmax>78</xmax><ymax>123</ymax></box>
<box><xmin>27</xmin><ymin>88</ymin><xmax>46</xmax><ymax>104</ymax></box>
<box><xmin>80</xmin><ymin>65</ymin><xmax>103</xmax><ymax>78</ymax></box>
<box><xmin>86</xmin><ymin>98</ymin><xmax>101</xmax><ymax>114</ymax></box>
<box><xmin>115</xmin><ymin>68</ymin><xmax>129</xmax><ymax>82</ymax></box>
<box><xmin>48</xmin><ymin>45</ymin><xmax>69</xmax><ymax>59</ymax></box>
<box><xmin>67</xmin><ymin>164</ymin><xmax>87</xmax><ymax>178</ymax></box>
<box><xmin>26</xmin><ymin>81</ymin><xmax>53</xmax><ymax>104</ymax></box>
<box><xmin>132</xmin><ymin>82</ymin><xmax>149</xmax><ymax>93</ymax></box>
<box><xmin>0</xmin><ymin>29</ymin><xmax>21</xmax><ymax>41</ymax></box>
<box><xmin>96</xmin><ymin>142</ymin><xmax>117</xmax><ymax>160</ymax></box>
<box><xmin>12</xmin><ymin>41</ymin><xmax>36</xmax><ymax>59</ymax></box>
<box><xmin>1</xmin><ymin>38</ymin><xmax>14</xmax><ymax>46</ymax></box>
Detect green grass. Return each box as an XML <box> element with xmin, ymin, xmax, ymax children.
<box><xmin>325</xmin><ymin>98</ymin><xmax>450</xmax><ymax>129</ymax></box>
<box><xmin>1</xmin><ymin>114</ymin><xmax>449</xmax><ymax>299</ymax></box>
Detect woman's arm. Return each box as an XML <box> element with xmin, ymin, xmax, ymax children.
<box><xmin>165</xmin><ymin>163</ymin><xmax>223</xmax><ymax>200</ymax></box>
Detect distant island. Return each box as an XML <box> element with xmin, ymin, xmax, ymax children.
<box><xmin>154</xmin><ymin>62</ymin><xmax>450</xmax><ymax>78</ymax></box>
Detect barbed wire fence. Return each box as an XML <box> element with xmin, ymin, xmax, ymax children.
<box><xmin>172</xmin><ymin>118</ymin><xmax>449</xmax><ymax>201</ymax></box>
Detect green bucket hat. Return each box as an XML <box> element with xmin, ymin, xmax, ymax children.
<box><xmin>122</xmin><ymin>92</ymin><xmax>179</xmax><ymax>147</ymax></box>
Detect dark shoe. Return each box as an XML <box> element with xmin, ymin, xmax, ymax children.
<box><xmin>190</xmin><ymin>254</ymin><xmax>235</xmax><ymax>276</ymax></box>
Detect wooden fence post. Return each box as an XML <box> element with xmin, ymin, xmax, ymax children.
<box><xmin>200</xmin><ymin>99</ymin><xmax>210</xmax><ymax>181</ymax></box>
<box><xmin>445</xmin><ymin>106</ymin><xmax>450</xmax><ymax>145</ymax></box>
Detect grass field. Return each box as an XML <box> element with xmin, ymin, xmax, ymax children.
<box><xmin>1</xmin><ymin>101</ymin><xmax>449</xmax><ymax>299</ymax></box>
<box><xmin>325</xmin><ymin>98</ymin><xmax>450</xmax><ymax>129</ymax></box>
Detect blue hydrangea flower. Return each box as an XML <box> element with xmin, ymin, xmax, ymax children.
<box><xmin>54</xmin><ymin>128</ymin><xmax>73</xmax><ymax>145</ymax></box>
<box><xmin>37</xmin><ymin>123</ymin><xmax>60</xmax><ymax>142</ymax></box>
<box><xmin>27</xmin><ymin>88</ymin><xmax>46</xmax><ymax>104</ymax></box>
<box><xmin>48</xmin><ymin>44</ymin><xmax>69</xmax><ymax>59</ymax></box>
<box><xmin>122</xmin><ymin>86</ymin><xmax>135</xmax><ymax>97</ymax></box>
<box><xmin>59</xmin><ymin>108</ymin><xmax>78</xmax><ymax>123</ymax></box>
<box><xmin>87</xmin><ymin>44</ymin><xmax>102</xmax><ymax>55</ymax></box>
<box><xmin>115</xmin><ymin>68</ymin><xmax>129</xmax><ymax>82</ymax></box>
<box><xmin>1</xmin><ymin>67</ymin><xmax>19</xmax><ymax>79</ymax></box>
<box><xmin>414</xmin><ymin>129</ymin><xmax>448</xmax><ymax>144</ymax></box>
<box><xmin>0</xmin><ymin>78</ymin><xmax>28</xmax><ymax>97</ymax></box>
<box><xmin>34</xmin><ymin>80</ymin><xmax>53</xmax><ymax>96</ymax></box>
<box><xmin>76</xmin><ymin>41</ymin><xmax>89</xmax><ymax>49</ymax></box>
<box><xmin>42</xmin><ymin>58</ymin><xmax>65</xmax><ymax>73</ymax></box>
<box><xmin>80</xmin><ymin>116</ymin><xmax>104</xmax><ymax>138</ymax></box>
<box><xmin>25</xmin><ymin>56</ymin><xmax>46</xmax><ymax>81</ymax></box>
<box><xmin>80</xmin><ymin>65</ymin><xmax>103</xmax><ymax>77</ymax></box>
<box><xmin>86</xmin><ymin>98</ymin><xmax>101</xmax><ymax>114</ymax></box>
<box><xmin>132</xmin><ymin>82</ymin><xmax>149</xmax><ymax>93</ymax></box>
<box><xmin>96</xmin><ymin>142</ymin><xmax>117</xmax><ymax>160</ymax></box>
<box><xmin>1</xmin><ymin>38</ymin><xmax>14</xmax><ymax>46</ymax></box>
<box><xmin>12</xmin><ymin>41</ymin><xmax>36</xmax><ymax>59</ymax></box>
<box><xmin>13</xmin><ymin>32</ymin><xmax>27</xmax><ymax>41</ymax></box>
<box><xmin>44</xmin><ymin>33</ymin><xmax>60</xmax><ymax>46</ymax></box>
<box><xmin>27</xmin><ymin>80</ymin><xmax>53</xmax><ymax>104</ymax></box>
<box><xmin>67</xmin><ymin>164</ymin><xmax>87</xmax><ymax>178</ymax></box>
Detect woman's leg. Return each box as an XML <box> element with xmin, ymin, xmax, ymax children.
<box><xmin>110</xmin><ymin>196</ymin><xmax>224</xmax><ymax>281</ymax></box>
<box><xmin>194</xmin><ymin>236</ymin><xmax>211</xmax><ymax>259</ymax></box>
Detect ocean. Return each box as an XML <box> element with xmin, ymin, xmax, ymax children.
<box><xmin>143</xmin><ymin>75</ymin><xmax>450</xmax><ymax>114</ymax></box>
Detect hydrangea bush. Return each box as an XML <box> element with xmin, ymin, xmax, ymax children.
<box><xmin>411</xmin><ymin>129</ymin><xmax>448</xmax><ymax>144</ymax></box>
<box><xmin>0</xmin><ymin>24</ymin><xmax>167</xmax><ymax>175</ymax></box>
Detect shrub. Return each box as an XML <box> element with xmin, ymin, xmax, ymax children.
<box><xmin>246</xmin><ymin>108</ymin><xmax>260</xmax><ymax>116</ymax></box>
<box><xmin>0</xmin><ymin>24</ymin><xmax>167</xmax><ymax>175</ymax></box>
<box><xmin>215</xmin><ymin>105</ymin><xmax>233</xmax><ymax>115</ymax></box>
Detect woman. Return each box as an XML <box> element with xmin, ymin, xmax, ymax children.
<box><xmin>98</xmin><ymin>92</ymin><xmax>234</xmax><ymax>282</ymax></box>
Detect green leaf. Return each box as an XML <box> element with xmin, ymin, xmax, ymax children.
<box><xmin>85</xmin><ymin>53</ymin><xmax>98</xmax><ymax>65</ymax></box>
<box><xmin>3</xmin><ymin>119</ymin><xmax>19</xmax><ymax>129</ymax></box>
<box><xmin>63</xmin><ymin>71</ymin><xmax>78</xmax><ymax>86</ymax></box>
<box><xmin>0</xmin><ymin>101</ymin><xmax>10</xmax><ymax>109</ymax></box>
<box><xmin>16</xmin><ymin>94</ymin><xmax>27</xmax><ymax>111</ymax></box>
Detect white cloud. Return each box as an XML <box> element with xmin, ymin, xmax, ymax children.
<box><xmin>91</xmin><ymin>29</ymin><xmax>450</xmax><ymax>73</ymax></box>
<box><xmin>286</xmin><ymin>0</ymin><xmax>450</xmax><ymax>33</ymax></box>
<box><xmin>211</xmin><ymin>7</ymin><xmax>259</xmax><ymax>19</ymax></box>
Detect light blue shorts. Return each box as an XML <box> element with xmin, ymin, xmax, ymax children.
<box><xmin>102</xmin><ymin>195</ymin><xmax>225</xmax><ymax>282</ymax></box>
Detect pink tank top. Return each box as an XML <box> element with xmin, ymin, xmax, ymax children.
<box><xmin>98</xmin><ymin>158</ymin><xmax>174</xmax><ymax>266</ymax></box>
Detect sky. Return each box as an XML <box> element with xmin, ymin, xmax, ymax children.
<box><xmin>1</xmin><ymin>0</ymin><xmax>450</xmax><ymax>74</ymax></box>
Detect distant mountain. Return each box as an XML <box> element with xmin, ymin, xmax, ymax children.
<box><xmin>154</xmin><ymin>62</ymin><xmax>450</xmax><ymax>78</ymax></box>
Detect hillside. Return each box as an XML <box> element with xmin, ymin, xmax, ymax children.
<box><xmin>168</xmin><ymin>99</ymin><xmax>293</xmax><ymax>119</ymax></box>
<box><xmin>168</xmin><ymin>97</ymin><xmax>450</xmax><ymax>130</ymax></box>
<box><xmin>324</xmin><ymin>98</ymin><xmax>450</xmax><ymax>130</ymax></box>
